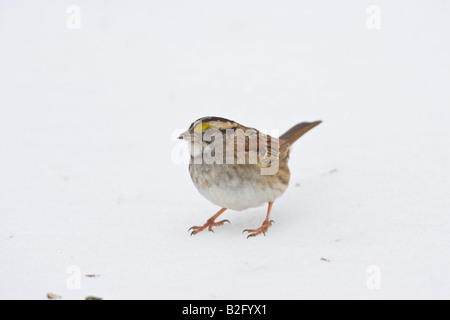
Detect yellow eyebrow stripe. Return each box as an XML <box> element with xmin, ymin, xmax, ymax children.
<box><xmin>194</xmin><ymin>123</ymin><xmax>211</xmax><ymax>132</ymax></box>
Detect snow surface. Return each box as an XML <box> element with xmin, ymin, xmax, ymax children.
<box><xmin>0</xmin><ymin>0</ymin><xmax>449</xmax><ymax>300</ymax></box>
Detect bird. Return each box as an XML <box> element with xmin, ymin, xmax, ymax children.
<box><xmin>178</xmin><ymin>116</ymin><xmax>321</xmax><ymax>238</ymax></box>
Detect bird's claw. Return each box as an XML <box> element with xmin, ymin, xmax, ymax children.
<box><xmin>242</xmin><ymin>220</ymin><xmax>275</xmax><ymax>238</ymax></box>
<box><xmin>189</xmin><ymin>219</ymin><xmax>230</xmax><ymax>236</ymax></box>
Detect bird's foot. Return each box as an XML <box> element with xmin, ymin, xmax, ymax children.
<box><xmin>243</xmin><ymin>220</ymin><xmax>275</xmax><ymax>238</ymax></box>
<box><xmin>189</xmin><ymin>219</ymin><xmax>230</xmax><ymax>236</ymax></box>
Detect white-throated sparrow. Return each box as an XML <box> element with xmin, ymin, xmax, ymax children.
<box><xmin>178</xmin><ymin>116</ymin><xmax>321</xmax><ymax>238</ymax></box>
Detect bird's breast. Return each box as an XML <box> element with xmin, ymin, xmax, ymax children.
<box><xmin>189</xmin><ymin>163</ymin><xmax>290</xmax><ymax>211</ymax></box>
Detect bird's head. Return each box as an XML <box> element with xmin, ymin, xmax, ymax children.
<box><xmin>178</xmin><ymin>117</ymin><xmax>238</xmax><ymax>141</ymax></box>
<box><xmin>178</xmin><ymin>116</ymin><xmax>239</xmax><ymax>158</ymax></box>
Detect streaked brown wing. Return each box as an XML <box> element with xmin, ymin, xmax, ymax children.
<box><xmin>242</xmin><ymin>130</ymin><xmax>289</xmax><ymax>168</ymax></box>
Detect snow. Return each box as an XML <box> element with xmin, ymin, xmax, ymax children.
<box><xmin>1</xmin><ymin>0</ymin><xmax>449</xmax><ymax>300</ymax></box>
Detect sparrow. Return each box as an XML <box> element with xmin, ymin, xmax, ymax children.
<box><xmin>178</xmin><ymin>116</ymin><xmax>321</xmax><ymax>238</ymax></box>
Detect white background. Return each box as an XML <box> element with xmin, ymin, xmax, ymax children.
<box><xmin>0</xmin><ymin>0</ymin><xmax>449</xmax><ymax>299</ymax></box>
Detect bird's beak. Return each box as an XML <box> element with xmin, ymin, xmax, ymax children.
<box><xmin>178</xmin><ymin>130</ymin><xmax>193</xmax><ymax>141</ymax></box>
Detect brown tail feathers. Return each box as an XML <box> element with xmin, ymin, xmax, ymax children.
<box><xmin>279</xmin><ymin>121</ymin><xmax>322</xmax><ymax>146</ymax></box>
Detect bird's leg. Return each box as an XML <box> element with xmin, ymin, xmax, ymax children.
<box><xmin>189</xmin><ymin>208</ymin><xmax>229</xmax><ymax>235</ymax></box>
<box><xmin>243</xmin><ymin>202</ymin><xmax>275</xmax><ymax>238</ymax></box>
